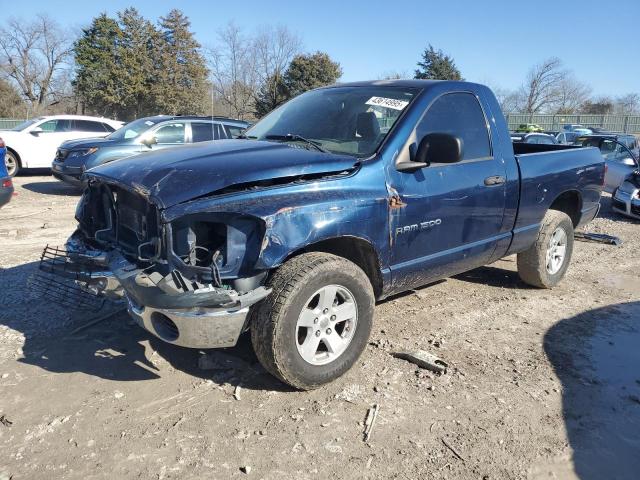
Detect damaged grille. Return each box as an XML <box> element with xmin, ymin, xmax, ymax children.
<box><xmin>79</xmin><ymin>183</ymin><xmax>161</xmax><ymax>262</ymax></box>
<box><xmin>31</xmin><ymin>245</ymin><xmax>107</xmax><ymax>311</ymax></box>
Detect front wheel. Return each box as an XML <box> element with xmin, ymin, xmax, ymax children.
<box><xmin>5</xmin><ymin>151</ymin><xmax>19</xmax><ymax>177</ymax></box>
<box><xmin>251</xmin><ymin>252</ymin><xmax>374</xmax><ymax>390</ymax></box>
<box><xmin>517</xmin><ymin>210</ymin><xmax>574</xmax><ymax>288</ymax></box>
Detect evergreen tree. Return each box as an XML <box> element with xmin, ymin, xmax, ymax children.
<box><xmin>117</xmin><ymin>8</ymin><xmax>161</xmax><ymax>119</ymax></box>
<box><xmin>73</xmin><ymin>13</ymin><xmax>122</xmax><ymax>117</ymax></box>
<box><xmin>284</xmin><ymin>52</ymin><xmax>342</xmax><ymax>98</ymax></box>
<box><xmin>254</xmin><ymin>72</ymin><xmax>289</xmax><ymax>117</ymax></box>
<box><xmin>156</xmin><ymin>9</ymin><xmax>209</xmax><ymax>115</ymax></box>
<box><xmin>414</xmin><ymin>45</ymin><xmax>463</xmax><ymax>80</ymax></box>
<box><xmin>0</xmin><ymin>78</ymin><xmax>25</xmax><ymax>117</ymax></box>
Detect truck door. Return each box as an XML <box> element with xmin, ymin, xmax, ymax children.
<box><xmin>387</xmin><ymin>92</ymin><xmax>507</xmax><ymax>292</ymax></box>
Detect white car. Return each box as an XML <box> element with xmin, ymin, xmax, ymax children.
<box><xmin>1</xmin><ymin>115</ymin><xmax>123</xmax><ymax>176</ymax></box>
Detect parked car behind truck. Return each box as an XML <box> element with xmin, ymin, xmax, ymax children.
<box><xmin>44</xmin><ymin>80</ymin><xmax>604</xmax><ymax>389</ymax></box>
<box><xmin>1</xmin><ymin>115</ymin><xmax>123</xmax><ymax>176</ymax></box>
<box><xmin>574</xmin><ymin>134</ymin><xmax>639</xmax><ymax>192</ymax></box>
<box><xmin>52</xmin><ymin>116</ymin><xmax>249</xmax><ymax>186</ymax></box>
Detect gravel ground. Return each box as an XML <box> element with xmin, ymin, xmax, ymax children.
<box><xmin>1</xmin><ymin>174</ymin><xmax>639</xmax><ymax>480</ymax></box>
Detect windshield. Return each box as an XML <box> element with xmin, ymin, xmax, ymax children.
<box><xmin>245</xmin><ymin>86</ymin><xmax>418</xmax><ymax>157</ymax></box>
<box><xmin>10</xmin><ymin>118</ymin><xmax>44</xmax><ymax>131</ymax></box>
<box><xmin>107</xmin><ymin>117</ymin><xmax>162</xmax><ymax>141</ymax></box>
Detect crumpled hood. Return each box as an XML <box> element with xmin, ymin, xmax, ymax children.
<box><xmin>85</xmin><ymin>140</ymin><xmax>360</xmax><ymax>208</ymax></box>
<box><xmin>60</xmin><ymin>137</ymin><xmax>119</xmax><ymax>150</ymax></box>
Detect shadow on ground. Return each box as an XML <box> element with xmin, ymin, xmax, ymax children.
<box><xmin>544</xmin><ymin>301</ymin><xmax>640</xmax><ymax>479</ymax></box>
<box><xmin>21</xmin><ymin>180</ymin><xmax>83</xmax><ymax>196</ymax></box>
<box><xmin>0</xmin><ymin>261</ymin><xmax>289</xmax><ymax>392</ymax></box>
<box><xmin>453</xmin><ymin>264</ymin><xmax>532</xmax><ymax>289</ymax></box>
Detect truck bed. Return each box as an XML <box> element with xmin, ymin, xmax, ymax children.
<box><xmin>507</xmin><ymin>143</ymin><xmax>605</xmax><ymax>254</ymax></box>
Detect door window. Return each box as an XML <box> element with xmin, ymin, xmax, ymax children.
<box><xmin>225</xmin><ymin>125</ymin><xmax>246</xmax><ymax>139</ymax></box>
<box><xmin>191</xmin><ymin>122</ymin><xmax>215</xmax><ymax>142</ymax></box>
<box><xmin>416</xmin><ymin>93</ymin><xmax>491</xmax><ymax>162</ymax></box>
<box><xmin>153</xmin><ymin>123</ymin><xmax>186</xmax><ymax>144</ymax></box>
<box><xmin>74</xmin><ymin>120</ymin><xmax>109</xmax><ymax>133</ymax></box>
<box><xmin>38</xmin><ymin>119</ymin><xmax>72</xmax><ymax>132</ymax></box>
<box><xmin>603</xmin><ymin>141</ymin><xmax>635</xmax><ymax>164</ymax></box>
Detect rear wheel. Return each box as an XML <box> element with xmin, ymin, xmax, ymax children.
<box><xmin>5</xmin><ymin>151</ymin><xmax>19</xmax><ymax>177</ymax></box>
<box><xmin>251</xmin><ymin>252</ymin><xmax>374</xmax><ymax>390</ymax></box>
<box><xmin>517</xmin><ymin>210</ymin><xmax>574</xmax><ymax>288</ymax></box>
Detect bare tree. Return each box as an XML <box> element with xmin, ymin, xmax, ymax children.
<box><xmin>206</xmin><ymin>23</ymin><xmax>259</xmax><ymax>120</ymax></box>
<box><xmin>518</xmin><ymin>57</ymin><xmax>566</xmax><ymax>115</ymax></box>
<box><xmin>552</xmin><ymin>76</ymin><xmax>591</xmax><ymax>114</ymax></box>
<box><xmin>0</xmin><ymin>15</ymin><xmax>73</xmax><ymax>113</ymax></box>
<box><xmin>252</xmin><ymin>25</ymin><xmax>301</xmax><ymax>108</ymax></box>
<box><xmin>613</xmin><ymin>93</ymin><xmax>640</xmax><ymax>115</ymax></box>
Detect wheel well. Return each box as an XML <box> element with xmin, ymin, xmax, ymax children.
<box><xmin>5</xmin><ymin>147</ymin><xmax>21</xmax><ymax>165</ymax></box>
<box><xmin>549</xmin><ymin>190</ymin><xmax>582</xmax><ymax>227</ymax></box>
<box><xmin>287</xmin><ymin>237</ymin><xmax>384</xmax><ymax>298</ymax></box>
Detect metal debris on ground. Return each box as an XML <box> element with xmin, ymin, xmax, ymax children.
<box><xmin>392</xmin><ymin>350</ymin><xmax>448</xmax><ymax>374</ymax></box>
<box><xmin>442</xmin><ymin>438</ymin><xmax>466</xmax><ymax>462</ymax></box>
<box><xmin>363</xmin><ymin>404</ymin><xmax>379</xmax><ymax>442</ymax></box>
<box><xmin>574</xmin><ymin>231</ymin><xmax>622</xmax><ymax>246</ymax></box>
<box><xmin>0</xmin><ymin>415</ymin><xmax>12</xmax><ymax>427</ymax></box>
<box><xmin>233</xmin><ymin>385</ymin><xmax>242</xmax><ymax>401</ymax></box>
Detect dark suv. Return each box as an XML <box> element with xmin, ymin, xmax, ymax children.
<box><xmin>52</xmin><ymin>116</ymin><xmax>249</xmax><ymax>186</ymax></box>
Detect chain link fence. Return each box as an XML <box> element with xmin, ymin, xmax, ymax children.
<box><xmin>0</xmin><ymin>119</ymin><xmax>25</xmax><ymax>129</ymax></box>
<box><xmin>505</xmin><ymin>114</ymin><xmax>640</xmax><ymax>134</ymax></box>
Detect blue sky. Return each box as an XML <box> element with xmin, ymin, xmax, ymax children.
<box><xmin>2</xmin><ymin>0</ymin><xmax>638</xmax><ymax>96</ymax></box>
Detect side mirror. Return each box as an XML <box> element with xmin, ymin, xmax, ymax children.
<box><xmin>142</xmin><ymin>135</ymin><xmax>157</xmax><ymax>147</ymax></box>
<box><xmin>397</xmin><ymin>133</ymin><xmax>463</xmax><ymax>172</ymax></box>
<box><xmin>622</xmin><ymin>157</ymin><xmax>637</xmax><ymax>167</ymax></box>
<box><xmin>416</xmin><ymin>133</ymin><xmax>463</xmax><ymax>165</ymax></box>
<box><xmin>30</xmin><ymin>127</ymin><xmax>44</xmax><ymax>136</ymax></box>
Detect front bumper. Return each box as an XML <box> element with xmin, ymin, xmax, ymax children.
<box><xmin>43</xmin><ymin>240</ymin><xmax>271</xmax><ymax>348</ymax></box>
<box><xmin>612</xmin><ymin>188</ymin><xmax>640</xmax><ymax>220</ymax></box>
<box><xmin>51</xmin><ymin>161</ymin><xmax>85</xmax><ymax>186</ymax></box>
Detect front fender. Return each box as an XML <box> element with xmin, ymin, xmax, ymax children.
<box><xmin>162</xmin><ymin>174</ymin><xmax>391</xmax><ymax>274</ymax></box>
<box><xmin>256</xmin><ymin>201</ymin><xmax>386</xmax><ymax>269</ymax></box>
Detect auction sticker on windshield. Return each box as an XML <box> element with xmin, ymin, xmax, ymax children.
<box><xmin>366</xmin><ymin>96</ymin><xmax>410</xmax><ymax>110</ymax></box>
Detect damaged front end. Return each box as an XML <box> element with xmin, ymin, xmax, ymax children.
<box><xmin>42</xmin><ymin>180</ymin><xmax>271</xmax><ymax>348</ymax></box>
<box><xmin>612</xmin><ymin>169</ymin><xmax>640</xmax><ymax>220</ymax></box>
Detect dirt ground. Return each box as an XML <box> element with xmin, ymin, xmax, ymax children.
<box><xmin>1</xmin><ymin>173</ymin><xmax>639</xmax><ymax>480</ymax></box>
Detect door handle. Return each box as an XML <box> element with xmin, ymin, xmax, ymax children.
<box><xmin>484</xmin><ymin>175</ymin><xmax>506</xmax><ymax>186</ymax></box>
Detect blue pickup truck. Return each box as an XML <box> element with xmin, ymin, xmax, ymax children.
<box><xmin>45</xmin><ymin>80</ymin><xmax>604</xmax><ymax>389</ymax></box>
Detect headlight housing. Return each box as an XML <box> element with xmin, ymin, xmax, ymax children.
<box><xmin>69</xmin><ymin>147</ymin><xmax>98</xmax><ymax>158</ymax></box>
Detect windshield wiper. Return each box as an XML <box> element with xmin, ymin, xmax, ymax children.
<box><xmin>265</xmin><ymin>133</ymin><xmax>330</xmax><ymax>153</ymax></box>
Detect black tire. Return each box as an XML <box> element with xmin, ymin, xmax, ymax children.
<box><xmin>5</xmin><ymin>150</ymin><xmax>20</xmax><ymax>177</ymax></box>
<box><xmin>250</xmin><ymin>252</ymin><xmax>375</xmax><ymax>390</ymax></box>
<box><xmin>517</xmin><ymin>210</ymin><xmax>574</xmax><ymax>288</ymax></box>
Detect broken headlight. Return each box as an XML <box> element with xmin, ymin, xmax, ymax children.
<box><xmin>168</xmin><ymin>214</ymin><xmax>265</xmax><ymax>284</ymax></box>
